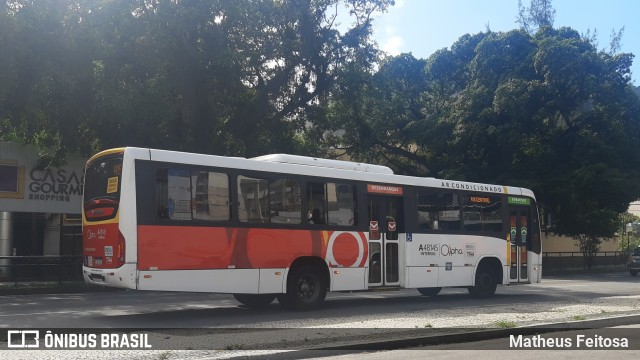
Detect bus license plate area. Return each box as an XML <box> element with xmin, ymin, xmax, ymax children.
<box><xmin>89</xmin><ymin>273</ymin><xmax>106</xmax><ymax>282</ymax></box>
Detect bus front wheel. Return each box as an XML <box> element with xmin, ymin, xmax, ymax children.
<box><xmin>279</xmin><ymin>265</ymin><xmax>327</xmax><ymax>311</ymax></box>
<box><xmin>233</xmin><ymin>294</ymin><xmax>276</xmax><ymax>308</ymax></box>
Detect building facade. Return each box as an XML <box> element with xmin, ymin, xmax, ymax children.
<box><xmin>0</xmin><ymin>142</ymin><xmax>86</xmax><ymax>260</ymax></box>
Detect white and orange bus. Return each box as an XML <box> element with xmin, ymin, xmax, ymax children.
<box><xmin>82</xmin><ymin>147</ymin><xmax>542</xmax><ymax>310</ymax></box>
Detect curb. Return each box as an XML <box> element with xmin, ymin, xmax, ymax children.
<box><xmin>224</xmin><ymin>314</ymin><xmax>640</xmax><ymax>360</ymax></box>
<box><xmin>0</xmin><ymin>284</ymin><xmax>124</xmax><ymax>296</ymax></box>
<box><xmin>313</xmin><ymin>313</ymin><xmax>640</xmax><ymax>351</ymax></box>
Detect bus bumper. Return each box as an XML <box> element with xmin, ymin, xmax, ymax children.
<box><xmin>83</xmin><ymin>264</ymin><xmax>137</xmax><ymax>289</ymax></box>
<box><xmin>531</xmin><ymin>263</ymin><xmax>542</xmax><ymax>283</ymax></box>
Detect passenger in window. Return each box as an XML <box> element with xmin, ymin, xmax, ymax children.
<box><xmin>306</xmin><ymin>209</ymin><xmax>322</xmax><ymax>224</ymax></box>
<box><xmin>311</xmin><ymin>208</ymin><xmax>322</xmax><ymax>224</ymax></box>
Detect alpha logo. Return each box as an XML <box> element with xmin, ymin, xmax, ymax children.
<box><xmin>7</xmin><ymin>330</ymin><xmax>40</xmax><ymax>348</ymax></box>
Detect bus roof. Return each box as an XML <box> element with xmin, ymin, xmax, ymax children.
<box><xmin>251</xmin><ymin>154</ymin><xmax>394</xmax><ymax>175</ymax></box>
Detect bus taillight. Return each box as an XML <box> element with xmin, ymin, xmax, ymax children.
<box><xmin>85</xmin><ymin>198</ymin><xmax>119</xmax><ymax>221</ymax></box>
<box><xmin>117</xmin><ymin>230</ymin><xmax>126</xmax><ymax>266</ymax></box>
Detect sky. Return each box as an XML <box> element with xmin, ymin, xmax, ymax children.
<box><xmin>370</xmin><ymin>0</ymin><xmax>640</xmax><ymax>83</ymax></box>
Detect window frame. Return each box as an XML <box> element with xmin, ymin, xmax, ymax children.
<box><xmin>412</xmin><ymin>188</ymin><xmax>507</xmax><ymax>237</ymax></box>
<box><xmin>138</xmin><ymin>161</ymin><xmax>360</xmax><ymax>230</ymax></box>
<box><xmin>462</xmin><ymin>193</ymin><xmax>503</xmax><ymax>233</ymax></box>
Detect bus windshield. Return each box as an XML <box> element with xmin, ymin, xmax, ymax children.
<box><xmin>84</xmin><ymin>155</ymin><xmax>122</xmax><ymax>222</ymax></box>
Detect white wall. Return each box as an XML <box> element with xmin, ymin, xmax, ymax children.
<box><xmin>0</xmin><ymin>142</ymin><xmax>86</xmax><ymax>214</ymax></box>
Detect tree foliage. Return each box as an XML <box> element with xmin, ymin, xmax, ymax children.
<box><xmin>0</xmin><ymin>0</ymin><xmax>393</xmax><ymax>164</ymax></box>
<box><xmin>321</xmin><ymin>27</ymin><xmax>640</xmax><ymax>245</ymax></box>
<box><xmin>619</xmin><ymin>213</ymin><xmax>640</xmax><ymax>253</ymax></box>
<box><xmin>2</xmin><ymin>0</ymin><xmax>640</xmax><ymax>253</ymax></box>
<box><xmin>517</xmin><ymin>0</ymin><xmax>555</xmax><ymax>33</ymax></box>
<box><xmin>311</xmin><ymin>53</ymin><xmax>430</xmax><ymax>174</ymax></box>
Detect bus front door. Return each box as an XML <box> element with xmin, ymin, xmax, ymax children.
<box><xmin>367</xmin><ymin>196</ymin><xmax>402</xmax><ymax>287</ymax></box>
<box><xmin>509</xmin><ymin>206</ymin><xmax>530</xmax><ymax>283</ymax></box>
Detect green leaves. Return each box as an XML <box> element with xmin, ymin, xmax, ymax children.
<box><xmin>1</xmin><ymin>0</ymin><xmax>392</xmax><ymax>160</ymax></box>
<box><xmin>321</xmin><ymin>24</ymin><xmax>640</xmax><ymax>243</ymax></box>
<box><xmin>2</xmin><ymin>0</ymin><xmax>639</xmax><ymax>246</ymax></box>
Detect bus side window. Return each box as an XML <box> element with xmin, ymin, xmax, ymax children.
<box><xmin>237</xmin><ymin>176</ymin><xmax>269</xmax><ymax>223</ymax></box>
<box><xmin>439</xmin><ymin>193</ymin><xmax>461</xmax><ymax>231</ymax></box>
<box><xmin>306</xmin><ymin>182</ymin><xmax>326</xmax><ymax>225</ymax></box>
<box><xmin>483</xmin><ymin>196</ymin><xmax>503</xmax><ymax>232</ymax></box>
<box><xmin>192</xmin><ymin>171</ymin><xmax>230</xmax><ymax>221</ymax></box>
<box><xmin>269</xmin><ymin>178</ymin><xmax>302</xmax><ymax>224</ymax></box>
<box><xmin>327</xmin><ymin>183</ymin><xmax>356</xmax><ymax>226</ymax></box>
<box><xmin>156</xmin><ymin>168</ymin><xmax>193</xmax><ymax>221</ymax></box>
<box><xmin>417</xmin><ymin>192</ymin><xmax>439</xmax><ymax>230</ymax></box>
<box><xmin>463</xmin><ymin>194</ymin><xmax>502</xmax><ymax>232</ymax></box>
<box><xmin>156</xmin><ymin>169</ymin><xmax>168</xmax><ymax>218</ymax></box>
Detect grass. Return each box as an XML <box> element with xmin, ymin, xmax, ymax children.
<box><xmin>496</xmin><ymin>320</ymin><xmax>517</xmax><ymax>328</ymax></box>
<box><xmin>573</xmin><ymin>315</ymin><xmax>587</xmax><ymax>321</ymax></box>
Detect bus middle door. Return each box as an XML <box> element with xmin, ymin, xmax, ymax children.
<box><xmin>367</xmin><ymin>196</ymin><xmax>402</xmax><ymax>287</ymax></box>
<box><xmin>508</xmin><ymin>197</ymin><xmax>531</xmax><ymax>283</ymax></box>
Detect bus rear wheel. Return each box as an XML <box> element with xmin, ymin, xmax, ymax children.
<box><xmin>468</xmin><ymin>267</ymin><xmax>497</xmax><ymax>298</ymax></box>
<box><xmin>417</xmin><ymin>287</ymin><xmax>442</xmax><ymax>296</ymax></box>
<box><xmin>279</xmin><ymin>265</ymin><xmax>327</xmax><ymax>311</ymax></box>
<box><xmin>233</xmin><ymin>294</ymin><xmax>276</xmax><ymax>308</ymax></box>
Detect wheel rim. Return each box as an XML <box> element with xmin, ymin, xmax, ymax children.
<box><xmin>297</xmin><ymin>275</ymin><xmax>319</xmax><ymax>302</ymax></box>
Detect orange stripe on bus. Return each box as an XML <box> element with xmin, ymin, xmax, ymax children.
<box><xmin>136</xmin><ymin>226</ymin><xmax>368</xmax><ymax>271</ymax></box>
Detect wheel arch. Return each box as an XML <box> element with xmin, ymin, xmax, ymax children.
<box><xmin>474</xmin><ymin>256</ymin><xmax>503</xmax><ymax>285</ymax></box>
<box><xmin>287</xmin><ymin>256</ymin><xmax>330</xmax><ymax>289</ymax></box>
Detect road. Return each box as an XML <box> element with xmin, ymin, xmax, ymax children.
<box><xmin>1</xmin><ymin>272</ymin><xmax>639</xmax><ymax>328</ymax></box>
<box><xmin>1</xmin><ymin>272</ymin><xmax>640</xmax><ymax>358</ymax></box>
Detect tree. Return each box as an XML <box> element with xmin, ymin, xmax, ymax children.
<box><xmin>0</xmin><ymin>0</ymin><xmax>394</xmax><ymax>164</ymax></box>
<box><xmin>322</xmin><ymin>27</ymin><xmax>640</xmax><ymax>266</ymax></box>
<box><xmin>517</xmin><ymin>0</ymin><xmax>555</xmax><ymax>33</ymax></box>
<box><xmin>619</xmin><ymin>213</ymin><xmax>640</xmax><ymax>253</ymax></box>
<box><xmin>457</xmin><ymin>29</ymin><xmax>639</xmax><ymax>266</ymax></box>
<box><xmin>312</xmin><ymin>53</ymin><xmax>430</xmax><ymax>174</ymax></box>
<box><xmin>0</xmin><ymin>0</ymin><xmax>101</xmax><ymax>165</ymax></box>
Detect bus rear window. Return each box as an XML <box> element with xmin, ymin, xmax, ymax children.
<box><xmin>84</xmin><ymin>156</ymin><xmax>122</xmax><ymax>222</ymax></box>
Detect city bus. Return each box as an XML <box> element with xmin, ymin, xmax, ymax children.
<box><xmin>82</xmin><ymin>147</ymin><xmax>542</xmax><ymax>310</ymax></box>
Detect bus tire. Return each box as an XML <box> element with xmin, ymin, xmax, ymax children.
<box><xmin>417</xmin><ymin>287</ymin><xmax>442</xmax><ymax>297</ymax></box>
<box><xmin>468</xmin><ymin>267</ymin><xmax>497</xmax><ymax>298</ymax></box>
<box><xmin>280</xmin><ymin>265</ymin><xmax>327</xmax><ymax>311</ymax></box>
<box><xmin>233</xmin><ymin>294</ymin><xmax>276</xmax><ymax>308</ymax></box>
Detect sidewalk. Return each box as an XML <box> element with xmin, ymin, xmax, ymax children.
<box><xmin>0</xmin><ymin>281</ymin><xmax>123</xmax><ymax>295</ymax></box>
